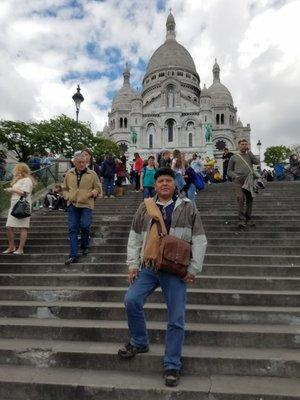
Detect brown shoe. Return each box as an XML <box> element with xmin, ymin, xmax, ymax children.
<box><xmin>118</xmin><ymin>342</ymin><xmax>149</xmax><ymax>359</ymax></box>
<box><xmin>164</xmin><ymin>369</ymin><xmax>180</xmax><ymax>387</ymax></box>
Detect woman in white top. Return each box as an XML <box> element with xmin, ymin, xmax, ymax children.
<box><xmin>3</xmin><ymin>163</ymin><xmax>35</xmax><ymax>255</ymax></box>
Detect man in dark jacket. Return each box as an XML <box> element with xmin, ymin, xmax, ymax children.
<box><xmin>101</xmin><ymin>154</ymin><xmax>116</xmax><ymax>198</ymax></box>
<box><xmin>222</xmin><ymin>148</ymin><xmax>234</xmax><ymax>182</ymax></box>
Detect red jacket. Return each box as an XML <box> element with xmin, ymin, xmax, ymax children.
<box><xmin>134</xmin><ymin>157</ymin><xmax>143</xmax><ymax>173</ymax></box>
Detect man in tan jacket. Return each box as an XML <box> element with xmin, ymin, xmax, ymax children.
<box><xmin>62</xmin><ymin>153</ymin><xmax>101</xmax><ymax>265</ymax></box>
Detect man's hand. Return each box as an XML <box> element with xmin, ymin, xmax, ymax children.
<box><xmin>183</xmin><ymin>273</ymin><xmax>195</xmax><ymax>284</ymax></box>
<box><xmin>128</xmin><ymin>268</ymin><xmax>139</xmax><ymax>284</ymax></box>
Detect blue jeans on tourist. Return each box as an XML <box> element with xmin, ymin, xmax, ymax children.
<box><xmin>125</xmin><ymin>267</ymin><xmax>187</xmax><ymax>370</ymax></box>
<box><xmin>174</xmin><ymin>172</ymin><xmax>186</xmax><ymax>191</ymax></box>
<box><xmin>187</xmin><ymin>183</ymin><xmax>196</xmax><ymax>204</ymax></box>
<box><xmin>67</xmin><ymin>204</ymin><xmax>92</xmax><ymax>258</ymax></box>
<box><xmin>143</xmin><ymin>186</ymin><xmax>155</xmax><ymax>199</ymax></box>
<box><xmin>103</xmin><ymin>177</ymin><xmax>115</xmax><ymax>196</ymax></box>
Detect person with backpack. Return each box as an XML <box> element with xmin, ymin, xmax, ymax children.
<box><xmin>140</xmin><ymin>156</ymin><xmax>157</xmax><ymax>198</ymax></box>
<box><xmin>101</xmin><ymin>154</ymin><xmax>116</xmax><ymax>198</ymax></box>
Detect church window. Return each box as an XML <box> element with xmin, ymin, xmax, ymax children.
<box><xmin>124</xmin><ymin>117</ymin><xmax>128</xmax><ymax>128</ymax></box>
<box><xmin>205</xmin><ymin>116</ymin><xmax>207</xmax><ymax>122</ymax></box>
<box><xmin>151</xmin><ymin>75</ymin><xmax>156</xmax><ymax>80</ymax></box>
<box><xmin>216</xmin><ymin>114</ymin><xmax>220</xmax><ymax>124</ymax></box>
<box><xmin>146</xmin><ymin>79</ymin><xmax>149</xmax><ymax>84</ymax></box>
<box><xmin>221</xmin><ymin>114</ymin><xmax>224</xmax><ymax>124</ymax></box>
<box><xmin>188</xmin><ymin>132</ymin><xmax>193</xmax><ymax>147</ymax></box>
<box><xmin>194</xmin><ymin>97</ymin><xmax>197</xmax><ymax>102</ymax></box>
<box><xmin>149</xmin><ymin>134</ymin><xmax>153</xmax><ymax>149</ymax></box>
<box><xmin>172</xmin><ymin>71</ymin><xmax>174</xmax><ymax>76</ymax></box>
<box><xmin>159</xmin><ymin>72</ymin><xmax>165</xmax><ymax>77</ymax></box>
<box><xmin>166</xmin><ymin>119</ymin><xmax>175</xmax><ymax>142</ymax></box>
<box><xmin>120</xmin><ymin>118</ymin><xmax>123</xmax><ymax>128</ymax></box>
<box><xmin>177</xmin><ymin>71</ymin><xmax>183</xmax><ymax>76</ymax></box>
<box><xmin>186</xmin><ymin>73</ymin><xmax>191</xmax><ymax>78</ymax></box>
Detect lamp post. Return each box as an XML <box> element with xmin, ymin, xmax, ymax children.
<box><xmin>257</xmin><ymin>139</ymin><xmax>262</xmax><ymax>169</ymax></box>
<box><xmin>72</xmin><ymin>85</ymin><xmax>84</xmax><ymax>123</ymax></box>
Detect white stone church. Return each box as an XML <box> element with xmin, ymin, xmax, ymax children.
<box><xmin>100</xmin><ymin>11</ymin><xmax>251</xmax><ymax>163</ymax></box>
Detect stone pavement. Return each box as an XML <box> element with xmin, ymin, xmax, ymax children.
<box><xmin>0</xmin><ymin>181</ymin><xmax>299</xmax><ymax>399</ymax></box>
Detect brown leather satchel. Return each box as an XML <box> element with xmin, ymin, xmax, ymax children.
<box><xmin>155</xmin><ymin>224</ymin><xmax>192</xmax><ymax>278</ymax></box>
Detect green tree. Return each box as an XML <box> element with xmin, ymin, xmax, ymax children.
<box><xmin>0</xmin><ymin>120</ymin><xmax>43</xmax><ymax>162</ymax></box>
<box><xmin>38</xmin><ymin>114</ymin><xmax>95</xmax><ymax>158</ymax></box>
<box><xmin>264</xmin><ymin>145</ymin><xmax>291</xmax><ymax>166</ymax></box>
<box><xmin>92</xmin><ymin>137</ymin><xmax>120</xmax><ymax>162</ymax></box>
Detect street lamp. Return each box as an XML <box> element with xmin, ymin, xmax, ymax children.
<box><xmin>257</xmin><ymin>139</ymin><xmax>262</xmax><ymax>169</ymax></box>
<box><xmin>72</xmin><ymin>85</ymin><xmax>84</xmax><ymax>123</ymax></box>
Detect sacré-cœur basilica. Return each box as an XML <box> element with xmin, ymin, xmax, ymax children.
<box><xmin>100</xmin><ymin>11</ymin><xmax>251</xmax><ymax>166</ymax></box>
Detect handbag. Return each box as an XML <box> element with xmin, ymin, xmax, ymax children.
<box><xmin>11</xmin><ymin>196</ymin><xmax>31</xmax><ymax>219</ymax></box>
<box><xmin>155</xmin><ymin>222</ymin><xmax>192</xmax><ymax>278</ymax></box>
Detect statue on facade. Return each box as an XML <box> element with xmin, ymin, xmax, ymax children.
<box><xmin>204</xmin><ymin>123</ymin><xmax>213</xmax><ymax>142</ymax></box>
<box><xmin>130</xmin><ymin>127</ymin><xmax>138</xmax><ymax>144</ymax></box>
<box><xmin>168</xmin><ymin>91</ymin><xmax>174</xmax><ymax>108</ymax></box>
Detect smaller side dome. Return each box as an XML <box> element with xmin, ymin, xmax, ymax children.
<box><xmin>208</xmin><ymin>59</ymin><xmax>234</xmax><ymax>106</ymax></box>
<box><xmin>236</xmin><ymin>118</ymin><xmax>243</xmax><ymax>128</ymax></box>
<box><xmin>200</xmin><ymin>84</ymin><xmax>211</xmax><ymax>98</ymax></box>
<box><xmin>112</xmin><ymin>64</ymin><xmax>136</xmax><ymax>111</ymax></box>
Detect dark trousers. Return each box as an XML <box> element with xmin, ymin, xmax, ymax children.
<box><xmin>234</xmin><ymin>183</ymin><xmax>253</xmax><ymax>221</ymax></box>
<box><xmin>133</xmin><ymin>171</ymin><xmax>140</xmax><ymax>191</ymax></box>
<box><xmin>67</xmin><ymin>205</ymin><xmax>92</xmax><ymax>258</ymax></box>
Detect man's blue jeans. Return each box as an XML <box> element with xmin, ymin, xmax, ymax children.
<box><xmin>125</xmin><ymin>267</ymin><xmax>187</xmax><ymax>370</ymax></box>
<box><xmin>103</xmin><ymin>177</ymin><xmax>115</xmax><ymax>196</ymax></box>
<box><xmin>67</xmin><ymin>204</ymin><xmax>92</xmax><ymax>258</ymax></box>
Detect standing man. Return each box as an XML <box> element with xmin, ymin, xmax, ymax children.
<box><xmin>227</xmin><ymin>139</ymin><xmax>259</xmax><ymax>229</ymax></box>
<box><xmin>62</xmin><ymin>153</ymin><xmax>101</xmax><ymax>265</ymax></box>
<box><xmin>118</xmin><ymin>167</ymin><xmax>207</xmax><ymax>387</ymax></box>
<box><xmin>222</xmin><ymin>148</ymin><xmax>234</xmax><ymax>182</ymax></box>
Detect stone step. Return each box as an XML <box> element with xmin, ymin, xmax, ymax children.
<box><xmin>0</xmin><ymin>253</ymin><xmax>299</xmax><ymax>265</ymax></box>
<box><xmin>1</xmin><ymin>244</ymin><xmax>300</xmax><ymax>256</ymax></box>
<box><xmin>0</xmin><ymin>301</ymin><xmax>299</xmax><ymax>325</ymax></box>
<box><xmin>0</xmin><ymin>262</ymin><xmax>299</xmax><ymax>276</ymax></box>
<box><xmin>3</xmin><ymin>237</ymin><xmax>300</xmax><ymax>246</ymax></box>
<box><xmin>0</xmin><ymin>274</ymin><xmax>299</xmax><ymax>290</ymax></box>
<box><xmin>0</xmin><ymin>365</ymin><xmax>299</xmax><ymax>400</ymax></box>
<box><xmin>0</xmin><ymin>318</ymin><xmax>299</xmax><ymax>348</ymax></box>
<box><xmin>0</xmin><ymin>286</ymin><xmax>299</xmax><ymax>306</ymax></box>
<box><xmin>9</xmin><ymin>230</ymin><xmax>299</xmax><ymax>239</ymax></box>
<box><xmin>0</xmin><ymin>339</ymin><xmax>299</xmax><ymax>378</ymax></box>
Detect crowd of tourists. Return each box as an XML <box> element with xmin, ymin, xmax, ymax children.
<box><xmin>1</xmin><ymin>140</ymin><xmax>298</xmax><ymax>388</ymax></box>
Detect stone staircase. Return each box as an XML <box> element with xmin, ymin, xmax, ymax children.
<box><xmin>0</xmin><ymin>181</ymin><xmax>299</xmax><ymax>399</ymax></box>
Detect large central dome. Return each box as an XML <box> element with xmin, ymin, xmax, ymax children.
<box><xmin>146</xmin><ymin>40</ymin><xmax>197</xmax><ymax>76</ymax></box>
<box><xmin>144</xmin><ymin>11</ymin><xmax>198</xmax><ymax>78</ymax></box>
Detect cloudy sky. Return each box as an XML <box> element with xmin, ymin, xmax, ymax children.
<box><xmin>0</xmin><ymin>0</ymin><xmax>299</xmax><ymax>154</ymax></box>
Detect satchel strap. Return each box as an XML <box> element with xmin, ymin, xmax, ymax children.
<box><xmin>236</xmin><ymin>154</ymin><xmax>253</xmax><ymax>174</ymax></box>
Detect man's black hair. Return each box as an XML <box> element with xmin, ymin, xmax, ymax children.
<box><xmin>154</xmin><ymin>167</ymin><xmax>175</xmax><ymax>181</ymax></box>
